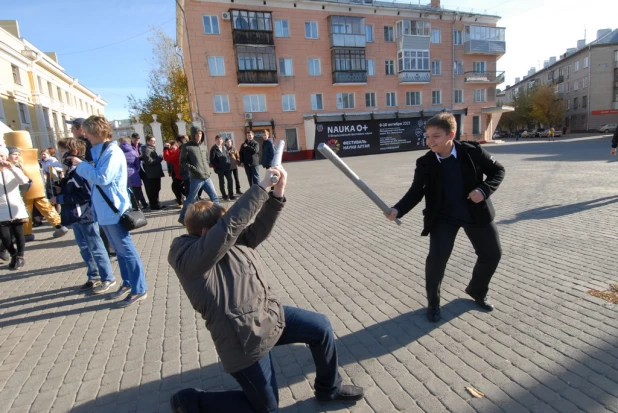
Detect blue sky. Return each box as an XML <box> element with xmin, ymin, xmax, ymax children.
<box><xmin>5</xmin><ymin>0</ymin><xmax>615</xmax><ymax>120</ymax></box>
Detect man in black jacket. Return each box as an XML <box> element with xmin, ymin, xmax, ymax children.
<box><xmin>239</xmin><ymin>131</ymin><xmax>260</xmax><ymax>187</ymax></box>
<box><xmin>386</xmin><ymin>113</ymin><xmax>505</xmax><ymax>322</ymax></box>
<box><xmin>141</xmin><ymin>135</ymin><xmax>166</xmax><ymax>210</ymax></box>
<box><xmin>261</xmin><ymin>129</ymin><xmax>275</xmax><ymax>170</ymax></box>
<box><xmin>610</xmin><ymin>126</ymin><xmax>618</xmax><ymax>156</ymax></box>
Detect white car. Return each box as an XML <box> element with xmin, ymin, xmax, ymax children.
<box><xmin>598</xmin><ymin>123</ymin><xmax>617</xmax><ymax>133</ymax></box>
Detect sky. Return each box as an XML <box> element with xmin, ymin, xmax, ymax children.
<box><xmin>4</xmin><ymin>0</ymin><xmax>616</xmax><ymax>120</ymax></box>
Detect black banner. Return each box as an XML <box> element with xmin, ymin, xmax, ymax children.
<box><xmin>314</xmin><ymin>115</ymin><xmax>460</xmax><ymax>159</ymax></box>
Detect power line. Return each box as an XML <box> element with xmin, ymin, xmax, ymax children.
<box><xmin>58</xmin><ymin>18</ymin><xmax>174</xmax><ymax>56</ymax></box>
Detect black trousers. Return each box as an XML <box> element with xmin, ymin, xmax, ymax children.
<box><xmin>0</xmin><ymin>222</ymin><xmax>25</xmax><ymax>257</ymax></box>
<box><xmin>130</xmin><ymin>186</ymin><xmax>148</xmax><ymax>209</ymax></box>
<box><xmin>171</xmin><ymin>177</ymin><xmax>184</xmax><ymax>205</ymax></box>
<box><xmin>231</xmin><ymin>168</ymin><xmax>241</xmax><ymax>192</ymax></box>
<box><xmin>217</xmin><ymin>170</ymin><xmax>234</xmax><ymax>198</ymax></box>
<box><xmin>146</xmin><ymin>177</ymin><xmax>162</xmax><ymax>208</ymax></box>
<box><xmin>139</xmin><ymin>168</ymin><xmax>150</xmax><ymax>194</ymax></box>
<box><xmin>425</xmin><ymin>219</ymin><xmax>502</xmax><ymax>308</ymax></box>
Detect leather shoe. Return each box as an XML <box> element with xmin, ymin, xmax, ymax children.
<box><xmin>316</xmin><ymin>385</ymin><xmax>364</xmax><ymax>402</ymax></box>
<box><xmin>465</xmin><ymin>287</ymin><xmax>495</xmax><ymax>311</ymax></box>
<box><xmin>426</xmin><ymin>306</ymin><xmax>441</xmax><ymax>322</ymax></box>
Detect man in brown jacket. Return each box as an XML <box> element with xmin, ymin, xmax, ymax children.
<box><xmin>168</xmin><ymin>166</ymin><xmax>363</xmax><ymax>412</ymax></box>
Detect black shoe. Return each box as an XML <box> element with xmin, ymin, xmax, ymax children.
<box><xmin>142</xmin><ymin>203</ymin><xmax>150</xmax><ymax>209</ymax></box>
<box><xmin>426</xmin><ymin>306</ymin><xmax>441</xmax><ymax>322</ymax></box>
<box><xmin>150</xmin><ymin>205</ymin><xmax>165</xmax><ymax>210</ymax></box>
<box><xmin>465</xmin><ymin>287</ymin><xmax>495</xmax><ymax>311</ymax></box>
<box><xmin>80</xmin><ymin>280</ymin><xmax>102</xmax><ymax>291</ymax></box>
<box><xmin>229</xmin><ymin>195</ymin><xmax>237</xmax><ymax>200</ymax></box>
<box><xmin>236</xmin><ymin>190</ymin><xmax>243</xmax><ymax>195</ymax></box>
<box><xmin>8</xmin><ymin>255</ymin><xmax>17</xmax><ymax>270</ymax></box>
<box><xmin>222</xmin><ymin>195</ymin><xmax>229</xmax><ymax>201</ymax></box>
<box><xmin>171</xmin><ymin>389</ymin><xmax>203</xmax><ymax>413</ymax></box>
<box><xmin>15</xmin><ymin>256</ymin><xmax>25</xmax><ymax>269</ymax></box>
<box><xmin>316</xmin><ymin>385</ymin><xmax>364</xmax><ymax>402</ymax></box>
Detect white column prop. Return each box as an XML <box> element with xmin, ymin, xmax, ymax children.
<box><xmin>176</xmin><ymin>113</ymin><xmax>187</xmax><ymax>136</ymax></box>
<box><xmin>133</xmin><ymin>117</ymin><xmax>145</xmax><ymax>140</ymax></box>
<box><xmin>317</xmin><ymin>143</ymin><xmax>402</xmax><ymax>226</ymax></box>
<box><xmin>270</xmin><ymin>140</ymin><xmax>285</xmax><ymax>183</ymax></box>
<box><xmin>150</xmin><ymin>114</ymin><xmax>164</xmax><ymax>154</ymax></box>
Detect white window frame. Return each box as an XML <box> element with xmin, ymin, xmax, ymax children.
<box><xmin>431</xmin><ymin>60</ymin><xmax>442</xmax><ymax>75</ymax></box>
<box><xmin>285</xmin><ymin>128</ymin><xmax>299</xmax><ymax>152</ymax></box>
<box><xmin>219</xmin><ymin>132</ymin><xmax>235</xmax><ymax>148</ymax></box>
<box><xmin>214</xmin><ymin>95</ymin><xmax>230</xmax><ymax>113</ymax></box>
<box><xmin>0</xmin><ymin>98</ymin><xmax>5</xmax><ymax>123</ymax></box>
<box><xmin>473</xmin><ymin>61</ymin><xmax>486</xmax><ymax>74</ymax></box>
<box><xmin>17</xmin><ymin>102</ymin><xmax>31</xmax><ymax>126</ymax></box>
<box><xmin>455</xmin><ymin>89</ymin><xmax>464</xmax><ymax>104</ymax></box>
<box><xmin>583</xmin><ymin>76</ymin><xmax>588</xmax><ymax>88</ymax></box>
<box><xmin>575</xmin><ymin>61</ymin><xmax>580</xmax><ymax>72</ymax></box>
<box><xmin>386</xmin><ymin>92</ymin><xmax>397</xmax><ymax>107</ymax></box>
<box><xmin>279</xmin><ymin>58</ymin><xmax>294</xmax><ymax>76</ymax></box>
<box><xmin>454</xmin><ymin>61</ymin><xmax>463</xmax><ymax>75</ymax></box>
<box><xmin>11</xmin><ymin>65</ymin><xmax>22</xmax><ymax>85</ymax></box>
<box><xmin>432</xmin><ymin>90</ymin><xmax>441</xmax><ymax>105</ymax></box>
<box><xmin>431</xmin><ymin>29</ymin><xmax>441</xmax><ymax>44</ymax></box>
<box><xmin>311</xmin><ymin>94</ymin><xmax>323</xmax><ymax>110</ymax></box>
<box><xmin>208</xmin><ymin>56</ymin><xmax>225</xmax><ymax>76</ymax></box>
<box><xmin>337</xmin><ymin>92</ymin><xmax>355</xmax><ymax>109</ymax></box>
<box><xmin>305</xmin><ymin>21</ymin><xmax>318</xmax><ymax>39</ymax></box>
<box><xmin>282</xmin><ymin>94</ymin><xmax>296</xmax><ymax>111</ymax></box>
<box><xmin>385</xmin><ymin>60</ymin><xmax>395</xmax><ymax>75</ymax></box>
<box><xmin>243</xmin><ymin>95</ymin><xmax>267</xmax><ymax>112</ymax></box>
<box><xmin>473</xmin><ymin>89</ymin><xmax>486</xmax><ymax>102</ymax></box>
<box><xmin>365</xmin><ymin>92</ymin><xmax>376</xmax><ymax>108</ymax></box>
<box><xmin>584</xmin><ymin>56</ymin><xmax>589</xmax><ymax>68</ymax></box>
<box><xmin>203</xmin><ymin>15</ymin><xmax>220</xmax><ymax>34</ymax></box>
<box><xmin>308</xmin><ymin>58</ymin><xmax>321</xmax><ymax>76</ymax></box>
<box><xmin>366</xmin><ymin>59</ymin><xmax>375</xmax><ymax>76</ymax></box>
<box><xmin>454</xmin><ymin>30</ymin><xmax>462</xmax><ymax>45</ymax></box>
<box><xmin>573</xmin><ymin>80</ymin><xmax>578</xmax><ymax>91</ymax></box>
<box><xmin>406</xmin><ymin>91</ymin><xmax>421</xmax><ymax>106</ymax></box>
<box><xmin>37</xmin><ymin>76</ymin><xmax>43</xmax><ymax>93</ymax></box>
<box><xmin>275</xmin><ymin>19</ymin><xmax>289</xmax><ymax>37</ymax></box>
<box><xmin>365</xmin><ymin>25</ymin><xmax>374</xmax><ymax>42</ymax></box>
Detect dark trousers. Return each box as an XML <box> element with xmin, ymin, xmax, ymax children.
<box><xmin>425</xmin><ymin>219</ymin><xmax>501</xmax><ymax>308</ymax></box>
<box><xmin>145</xmin><ymin>177</ymin><xmax>162</xmax><ymax>208</ymax></box>
<box><xmin>217</xmin><ymin>170</ymin><xmax>234</xmax><ymax>198</ymax></box>
<box><xmin>244</xmin><ymin>165</ymin><xmax>260</xmax><ymax>187</ymax></box>
<box><xmin>130</xmin><ymin>186</ymin><xmax>148</xmax><ymax>209</ymax></box>
<box><xmin>139</xmin><ymin>168</ymin><xmax>150</xmax><ymax>194</ymax></box>
<box><xmin>171</xmin><ymin>177</ymin><xmax>184</xmax><ymax>205</ymax></box>
<box><xmin>0</xmin><ymin>222</ymin><xmax>25</xmax><ymax>257</ymax></box>
<box><xmin>232</xmin><ymin>168</ymin><xmax>242</xmax><ymax>193</ymax></box>
<box><xmin>174</xmin><ymin>306</ymin><xmax>342</xmax><ymax>412</ymax></box>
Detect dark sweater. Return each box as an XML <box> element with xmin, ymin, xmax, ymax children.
<box><xmin>439</xmin><ymin>156</ymin><xmax>473</xmax><ymax>224</ymax></box>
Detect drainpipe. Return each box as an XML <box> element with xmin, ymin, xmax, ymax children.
<box><xmin>452</xmin><ymin>14</ymin><xmax>457</xmax><ymax>110</ymax></box>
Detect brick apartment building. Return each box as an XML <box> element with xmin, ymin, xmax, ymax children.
<box><xmin>176</xmin><ymin>0</ymin><xmax>509</xmax><ymax>160</ymax></box>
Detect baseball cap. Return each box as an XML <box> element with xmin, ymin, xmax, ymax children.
<box><xmin>66</xmin><ymin>117</ymin><xmax>86</xmax><ymax>127</ymax></box>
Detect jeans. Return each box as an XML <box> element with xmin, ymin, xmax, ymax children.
<box><xmin>175</xmin><ymin>306</ymin><xmax>342</xmax><ymax>412</ymax></box>
<box><xmin>72</xmin><ymin>222</ymin><xmax>114</xmax><ymax>282</ymax></box>
<box><xmin>101</xmin><ymin>223</ymin><xmax>147</xmax><ymax>294</ymax></box>
<box><xmin>426</xmin><ymin>218</ymin><xmax>502</xmax><ymax>307</ymax></box>
<box><xmin>244</xmin><ymin>165</ymin><xmax>260</xmax><ymax>187</ymax></box>
<box><xmin>179</xmin><ymin>177</ymin><xmax>219</xmax><ymax>221</ymax></box>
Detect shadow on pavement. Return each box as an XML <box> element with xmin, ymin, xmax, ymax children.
<box><xmin>0</xmin><ymin>262</ymin><xmax>86</xmax><ymax>283</ymax></box>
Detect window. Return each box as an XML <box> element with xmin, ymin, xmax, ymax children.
<box><xmin>385</xmin><ymin>60</ymin><xmax>395</xmax><ymax>75</ymax></box>
<box><xmin>330</xmin><ymin>16</ymin><xmax>364</xmax><ymax>34</ymax></box>
<box><xmin>65</xmin><ymin>91</ymin><xmax>70</xmax><ymax>105</ymax></box>
<box><xmin>432</xmin><ymin>90</ymin><xmax>441</xmax><ymax>105</ymax></box>
<box><xmin>203</xmin><ymin>15</ymin><xmax>220</xmax><ymax>34</ymax></box>
<box><xmin>396</xmin><ymin>20</ymin><xmax>431</xmax><ymax>37</ymax></box>
<box><xmin>397</xmin><ymin>50</ymin><xmax>429</xmax><ymax>71</ymax></box>
<box><xmin>48</xmin><ymin>82</ymin><xmax>53</xmax><ymax>97</ymax></box>
<box><xmin>333</xmin><ymin>49</ymin><xmax>366</xmax><ymax>71</ymax></box>
<box><xmin>386</xmin><ymin>92</ymin><xmax>397</xmax><ymax>107</ymax></box>
<box><xmin>567</xmin><ymin>99</ymin><xmax>570</xmax><ymax>110</ymax></box>
<box><xmin>232</xmin><ymin>10</ymin><xmax>272</xmax><ymax>31</ymax></box>
<box><xmin>454</xmin><ymin>61</ymin><xmax>463</xmax><ymax>75</ymax></box>
<box><xmin>573</xmin><ymin>80</ymin><xmax>578</xmax><ymax>91</ymax></box>
<box><xmin>454</xmin><ymin>30</ymin><xmax>462</xmax><ymax>45</ymax></box>
<box><xmin>305</xmin><ymin>21</ymin><xmax>318</xmax><ymax>39</ymax></box>
<box><xmin>308</xmin><ymin>58</ymin><xmax>321</xmax><ymax>76</ymax></box>
<box><xmin>278</xmin><ymin>58</ymin><xmax>293</xmax><ymax>76</ymax></box>
<box><xmin>431</xmin><ymin>60</ymin><xmax>441</xmax><ymax>75</ymax></box>
<box><xmin>582</xmin><ymin>95</ymin><xmax>587</xmax><ymax>108</ymax></box>
<box><xmin>465</xmin><ymin>26</ymin><xmax>505</xmax><ymax>42</ymax></box>
<box><xmin>11</xmin><ymin>65</ymin><xmax>21</xmax><ymax>84</ymax></box>
<box><xmin>219</xmin><ymin>132</ymin><xmax>235</xmax><ymax>147</ymax></box>
<box><xmin>337</xmin><ymin>93</ymin><xmax>355</xmax><ymax>109</ymax></box>
<box><xmin>208</xmin><ymin>56</ymin><xmax>225</xmax><ymax>76</ymax></box>
<box><xmin>583</xmin><ymin>76</ymin><xmax>588</xmax><ymax>88</ymax></box>
<box><xmin>214</xmin><ymin>95</ymin><xmax>230</xmax><ymax>113</ymax></box>
<box><xmin>406</xmin><ymin>91</ymin><xmax>421</xmax><ymax>106</ymax></box>
<box><xmin>275</xmin><ymin>19</ymin><xmax>289</xmax><ymax>37</ymax></box>
<box><xmin>573</xmin><ymin>97</ymin><xmax>579</xmax><ymax>109</ymax></box>
<box><xmin>37</xmin><ymin>76</ymin><xmax>43</xmax><ymax>93</ymax></box>
<box><xmin>566</xmin><ymin>65</ymin><xmax>571</xmax><ymax>76</ymax></box>
<box><xmin>366</xmin><ymin>59</ymin><xmax>375</xmax><ymax>76</ymax></box>
<box><xmin>575</xmin><ymin>61</ymin><xmax>580</xmax><ymax>72</ymax></box>
<box><xmin>615</xmin><ymin>50</ymin><xmax>618</xmax><ymax>62</ymax></box>
<box><xmin>18</xmin><ymin>103</ymin><xmax>29</xmax><ymax>124</ymax></box>
<box><xmin>584</xmin><ymin>56</ymin><xmax>589</xmax><ymax>68</ymax></box>
<box><xmin>57</xmin><ymin>87</ymin><xmax>63</xmax><ymax>102</ymax></box>
<box><xmin>244</xmin><ymin>95</ymin><xmax>267</xmax><ymax>112</ymax></box>
<box><xmin>473</xmin><ymin>61</ymin><xmax>486</xmax><ymax>73</ymax></box>
<box><xmin>366</xmin><ymin>25</ymin><xmax>374</xmax><ymax>42</ymax></box>
<box><xmin>472</xmin><ymin>116</ymin><xmax>480</xmax><ymax>134</ymax></box>
<box><xmin>431</xmin><ymin>29</ymin><xmax>441</xmax><ymax>44</ymax></box>
<box><xmin>311</xmin><ymin>94</ymin><xmax>323</xmax><ymax>110</ymax></box>
<box><xmin>454</xmin><ymin>90</ymin><xmax>463</xmax><ymax>104</ymax></box>
<box><xmin>285</xmin><ymin>129</ymin><xmax>299</xmax><ymax>151</ymax></box>
<box><xmin>282</xmin><ymin>94</ymin><xmax>296</xmax><ymax>111</ymax></box>
<box><xmin>237</xmin><ymin>45</ymin><xmax>277</xmax><ymax>71</ymax></box>
<box><xmin>474</xmin><ymin>89</ymin><xmax>486</xmax><ymax>102</ymax></box>
<box><xmin>365</xmin><ymin>92</ymin><xmax>376</xmax><ymax>108</ymax></box>
<box><xmin>384</xmin><ymin>26</ymin><xmax>394</xmax><ymax>42</ymax></box>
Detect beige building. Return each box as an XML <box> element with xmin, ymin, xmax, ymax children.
<box><xmin>176</xmin><ymin>0</ymin><xmax>509</xmax><ymax>160</ymax></box>
<box><xmin>0</xmin><ymin>20</ymin><xmax>106</xmax><ymax>150</ymax></box>
<box><xmin>500</xmin><ymin>28</ymin><xmax>618</xmax><ymax>132</ymax></box>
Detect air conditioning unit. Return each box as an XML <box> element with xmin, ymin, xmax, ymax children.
<box><xmin>244</xmin><ymin>113</ymin><xmax>253</xmax><ymax>120</ymax></box>
<box><xmin>222</xmin><ymin>12</ymin><xmax>231</xmax><ymax>21</ymax></box>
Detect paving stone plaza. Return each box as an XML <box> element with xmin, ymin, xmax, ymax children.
<box><xmin>0</xmin><ymin>135</ymin><xmax>617</xmax><ymax>413</ymax></box>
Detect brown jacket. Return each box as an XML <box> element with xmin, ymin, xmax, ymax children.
<box><xmin>168</xmin><ymin>185</ymin><xmax>286</xmax><ymax>373</ymax></box>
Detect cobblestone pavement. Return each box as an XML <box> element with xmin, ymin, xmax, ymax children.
<box><xmin>1</xmin><ymin>134</ymin><xmax>617</xmax><ymax>413</ymax></box>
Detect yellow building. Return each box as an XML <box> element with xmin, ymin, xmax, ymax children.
<box><xmin>0</xmin><ymin>20</ymin><xmax>106</xmax><ymax>149</ymax></box>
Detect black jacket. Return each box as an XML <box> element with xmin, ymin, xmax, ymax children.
<box><xmin>393</xmin><ymin>141</ymin><xmax>505</xmax><ymax>236</ymax></box>
<box><xmin>261</xmin><ymin>139</ymin><xmax>275</xmax><ymax>168</ymax></box>
<box><xmin>611</xmin><ymin>128</ymin><xmax>618</xmax><ymax>148</ymax></box>
<box><xmin>239</xmin><ymin>139</ymin><xmax>260</xmax><ymax>166</ymax></box>
<box><xmin>141</xmin><ymin>144</ymin><xmax>165</xmax><ymax>179</ymax></box>
<box><xmin>210</xmin><ymin>144</ymin><xmax>231</xmax><ymax>172</ymax></box>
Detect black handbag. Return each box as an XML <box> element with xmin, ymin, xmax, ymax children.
<box><xmin>96</xmin><ymin>186</ymin><xmax>147</xmax><ymax>231</ymax></box>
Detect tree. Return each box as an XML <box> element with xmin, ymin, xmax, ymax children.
<box><xmin>530</xmin><ymin>84</ymin><xmax>565</xmax><ymax>128</ymax></box>
<box><xmin>127</xmin><ymin>28</ymin><xmax>191</xmax><ymax>141</ymax></box>
<box><xmin>497</xmin><ymin>88</ymin><xmax>534</xmax><ymax>131</ymax></box>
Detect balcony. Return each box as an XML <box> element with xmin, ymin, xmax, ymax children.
<box><xmin>464</xmin><ymin>25</ymin><xmax>506</xmax><ymax>55</ymax></box>
<box><xmin>231</xmin><ymin>9</ymin><xmax>274</xmax><ymax>45</ymax></box>
<box><xmin>232</xmin><ymin>30</ymin><xmax>274</xmax><ymax>46</ymax></box>
<box><xmin>554</xmin><ymin>75</ymin><xmax>564</xmax><ymax>84</ymax></box>
<box><xmin>464</xmin><ymin>71</ymin><xmax>505</xmax><ymax>84</ymax></box>
<box><xmin>328</xmin><ymin>16</ymin><xmax>366</xmax><ymax>48</ymax></box>
<box><xmin>237</xmin><ymin>70</ymin><xmax>278</xmax><ymax>86</ymax></box>
<box><xmin>332</xmin><ymin>71</ymin><xmax>367</xmax><ymax>84</ymax></box>
<box><xmin>398</xmin><ymin>71</ymin><xmax>430</xmax><ymax>84</ymax></box>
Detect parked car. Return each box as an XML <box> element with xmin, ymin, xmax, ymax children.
<box><xmin>598</xmin><ymin>123</ymin><xmax>617</xmax><ymax>133</ymax></box>
<box><xmin>520</xmin><ymin>130</ymin><xmax>534</xmax><ymax>138</ymax></box>
<box><xmin>492</xmin><ymin>130</ymin><xmax>509</xmax><ymax>139</ymax></box>
<box><xmin>553</xmin><ymin>129</ymin><xmax>562</xmax><ymax>137</ymax></box>
<box><xmin>534</xmin><ymin>128</ymin><xmax>545</xmax><ymax>138</ymax></box>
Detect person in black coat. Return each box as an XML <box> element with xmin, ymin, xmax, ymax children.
<box><xmin>141</xmin><ymin>135</ymin><xmax>166</xmax><ymax>210</ymax></box>
<box><xmin>610</xmin><ymin>126</ymin><xmax>618</xmax><ymax>156</ymax></box>
<box><xmin>209</xmin><ymin>135</ymin><xmax>235</xmax><ymax>201</ymax></box>
<box><xmin>261</xmin><ymin>130</ymin><xmax>275</xmax><ymax>170</ymax></box>
<box><xmin>239</xmin><ymin>130</ymin><xmax>260</xmax><ymax>187</ymax></box>
<box><xmin>385</xmin><ymin>113</ymin><xmax>505</xmax><ymax>323</ymax></box>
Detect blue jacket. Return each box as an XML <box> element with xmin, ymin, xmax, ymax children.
<box><xmin>76</xmin><ymin>141</ymin><xmax>130</xmax><ymax>225</ymax></box>
<box><xmin>119</xmin><ymin>142</ymin><xmax>142</xmax><ymax>187</ymax></box>
<box><xmin>261</xmin><ymin>139</ymin><xmax>274</xmax><ymax>168</ymax></box>
<box><xmin>55</xmin><ymin>167</ymin><xmax>95</xmax><ymax>226</ymax></box>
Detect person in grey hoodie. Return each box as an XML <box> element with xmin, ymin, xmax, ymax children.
<box><xmin>168</xmin><ymin>166</ymin><xmax>364</xmax><ymax>413</ymax></box>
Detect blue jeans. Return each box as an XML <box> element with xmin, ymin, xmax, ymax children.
<box><xmin>174</xmin><ymin>306</ymin><xmax>342</xmax><ymax>412</ymax></box>
<box><xmin>244</xmin><ymin>165</ymin><xmax>260</xmax><ymax>187</ymax></box>
<box><xmin>101</xmin><ymin>223</ymin><xmax>147</xmax><ymax>294</ymax></box>
<box><xmin>179</xmin><ymin>177</ymin><xmax>219</xmax><ymax>221</ymax></box>
<box><xmin>72</xmin><ymin>222</ymin><xmax>114</xmax><ymax>282</ymax></box>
